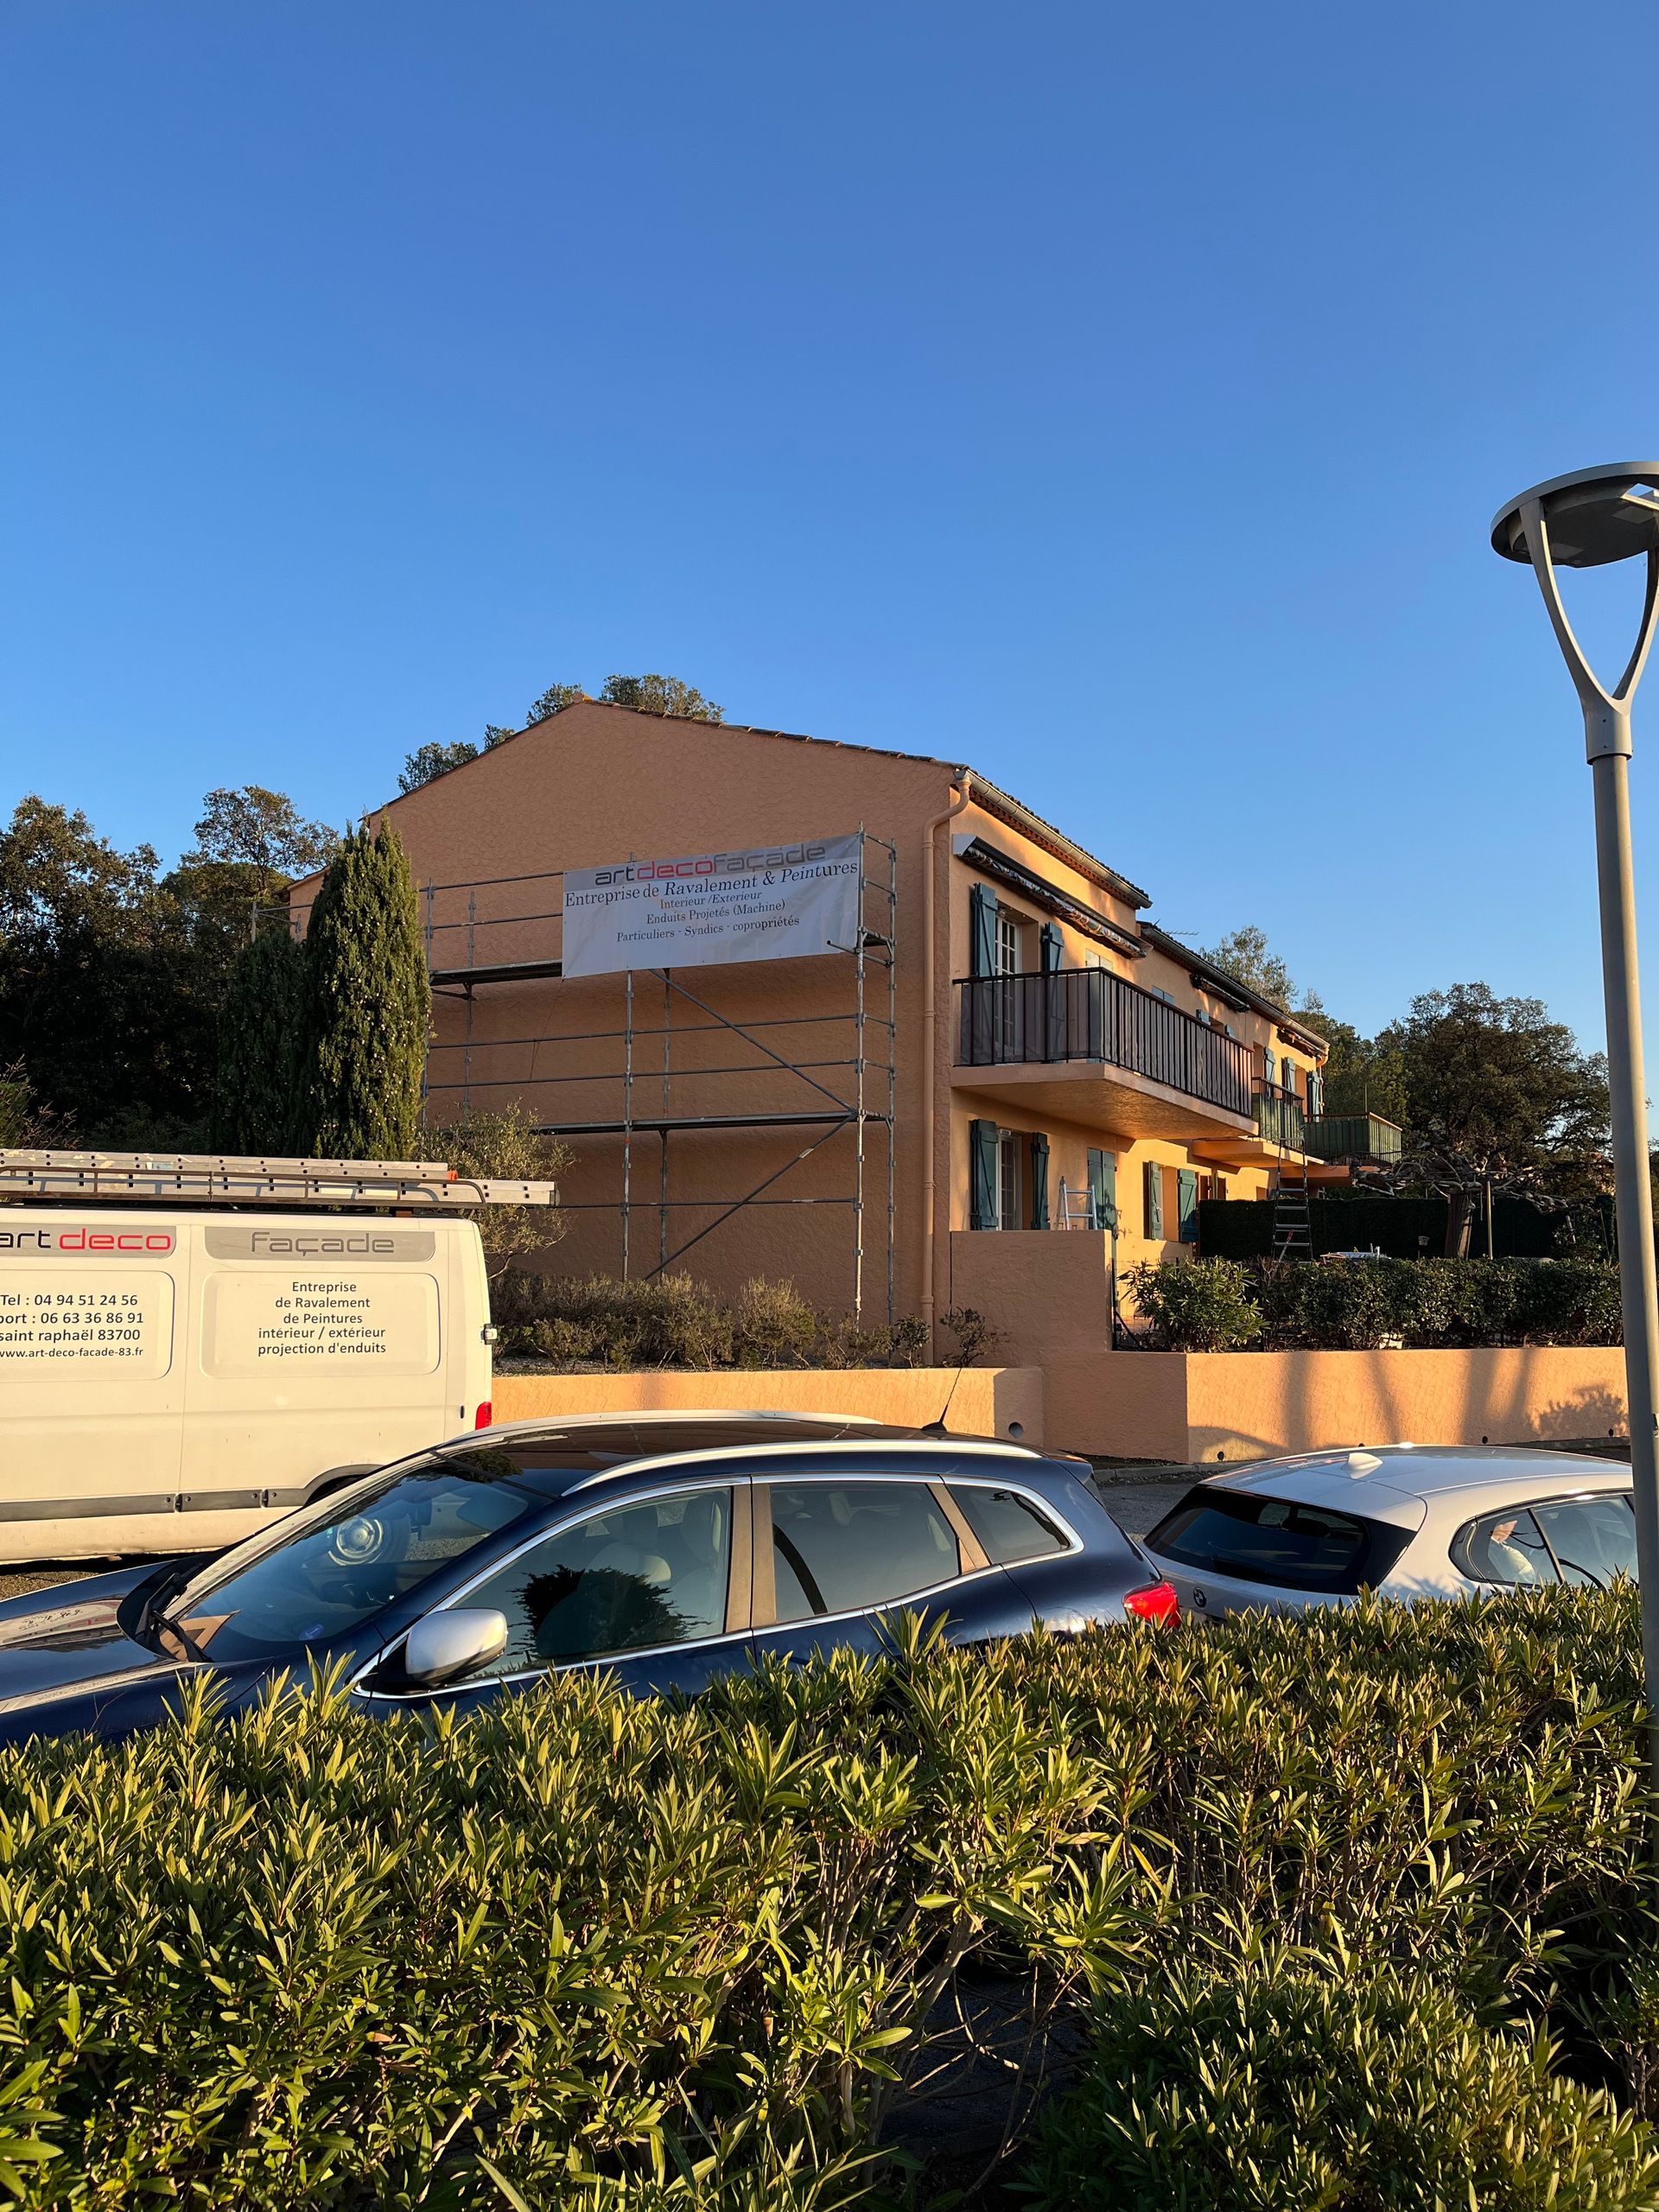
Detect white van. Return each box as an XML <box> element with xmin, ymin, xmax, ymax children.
<box><xmin>0</xmin><ymin>1208</ymin><xmax>493</xmax><ymax>1561</ymax></box>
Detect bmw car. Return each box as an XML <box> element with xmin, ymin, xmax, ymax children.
<box><xmin>1141</xmin><ymin>1444</ymin><xmax>1635</xmax><ymax>1618</ymax></box>
<box><xmin>0</xmin><ymin>1412</ymin><xmax>1176</xmax><ymax>1745</ymax></box>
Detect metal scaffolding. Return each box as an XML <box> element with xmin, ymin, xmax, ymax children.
<box><xmin>296</xmin><ymin>833</ymin><xmax>899</xmax><ymax>1322</ymax></box>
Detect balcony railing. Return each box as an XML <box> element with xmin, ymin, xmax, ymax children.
<box><xmin>1306</xmin><ymin>1113</ymin><xmax>1404</xmax><ymax>1166</ymax></box>
<box><xmin>957</xmin><ymin>969</ymin><xmax>1254</xmax><ymax>1119</ymax></box>
<box><xmin>1253</xmin><ymin>1087</ymin><xmax>1306</xmax><ymax>1150</ymax></box>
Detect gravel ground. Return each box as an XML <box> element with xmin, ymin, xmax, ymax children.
<box><xmin>0</xmin><ymin>1564</ymin><xmax>106</xmax><ymax>1604</ymax></box>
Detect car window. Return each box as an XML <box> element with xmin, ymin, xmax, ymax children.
<box><xmin>949</xmin><ymin>1484</ymin><xmax>1069</xmax><ymax>1565</ymax></box>
<box><xmin>768</xmin><ymin>1482</ymin><xmax>960</xmax><ymax>1623</ymax></box>
<box><xmin>163</xmin><ymin>1453</ymin><xmax>542</xmax><ymax>1662</ymax></box>
<box><xmin>1450</xmin><ymin>1508</ymin><xmax>1559</xmax><ymax>1588</ymax></box>
<box><xmin>457</xmin><ymin>1487</ymin><xmax>734</xmax><ymax>1675</ymax></box>
<box><xmin>1533</xmin><ymin>1496</ymin><xmax>1637</xmax><ymax>1590</ymax></box>
<box><xmin>1146</xmin><ymin>1488</ymin><xmax>1411</xmax><ymax>1597</ymax></box>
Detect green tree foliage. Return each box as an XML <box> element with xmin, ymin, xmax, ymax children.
<box><xmin>601</xmin><ymin>671</ymin><xmax>723</xmax><ymax>721</ymax></box>
<box><xmin>397</xmin><ymin>737</ymin><xmax>489</xmax><ymax>794</ymax></box>
<box><xmin>398</xmin><ymin>677</ymin><xmax>717</xmax><ymax>791</ymax></box>
<box><xmin>1386</xmin><ymin>982</ymin><xmax>1610</xmax><ymax>1177</ymax></box>
<box><xmin>524</xmin><ymin>681</ymin><xmax>586</xmax><ymax>723</ymax></box>
<box><xmin>165</xmin><ymin>785</ymin><xmax>339</xmax><ymax>999</ymax></box>
<box><xmin>425</xmin><ymin>1103</ymin><xmax>570</xmax><ymax>1274</ymax></box>
<box><xmin>0</xmin><ymin>1060</ymin><xmax>66</xmax><ymax>1146</ymax></box>
<box><xmin>0</xmin><ymin>797</ymin><xmax>214</xmax><ymax>1143</ymax></box>
<box><xmin>1310</xmin><ymin>1006</ymin><xmax>1408</xmax><ymax>1122</ymax></box>
<box><xmin>210</xmin><ymin>925</ymin><xmax>309</xmax><ymax>1153</ymax></box>
<box><xmin>1380</xmin><ymin>982</ymin><xmax>1611</xmax><ymax>1250</ymax></box>
<box><xmin>294</xmin><ymin>823</ymin><xmax>430</xmax><ymax>1158</ymax></box>
<box><xmin>1195</xmin><ymin>922</ymin><xmax>1294</xmax><ymax>1007</ymax></box>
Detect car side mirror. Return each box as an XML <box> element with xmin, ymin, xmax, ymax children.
<box><xmin>400</xmin><ymin>1607</ymin><xmax>509</xmax><ymax>1689</ymax></box>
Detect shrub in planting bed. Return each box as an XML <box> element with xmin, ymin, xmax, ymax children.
<box><xmin>1017</xmin><ymin>1968</ymin><xmax>1659</xmax><ymax>2212</ymax></box>
<box><xmin>0</xmin><ymin>1594</ymin><xmax>1653</xmax><ymax>2205</ymax></box>
<box><xmin>1132</xmin><ymin>1253</ymin><xmax>1624</xmax><ymax>1351</ymax></box>
<box><xmin>491</xmin><ymin>1270</ymin><xmax>933</xmax><ymax>1371</ymax></box>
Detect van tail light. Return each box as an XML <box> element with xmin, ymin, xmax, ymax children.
<box><xmin>474</xmin><ymin>1402</ymin><xmax>493</xmax><ymax>1430</ymax></box>
<box><xmin>1123</xmin><ymin>1580</ymin><xmax>1179</xmax><ymax>1625</ymax></box>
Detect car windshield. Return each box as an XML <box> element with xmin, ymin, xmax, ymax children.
<box><xmin>157</xmin><ymin>1451</ymin><xmax>546</xmax><ymax>1662</ymax></box>
<box><xmin>1147</xmin><ymin>1485</ymin><xmax>1413</xmax><ymax>1596</ymax></box>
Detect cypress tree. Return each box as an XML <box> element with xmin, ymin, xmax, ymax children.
<box><xmin>295</xmin><ymin>824</ymin><xmax>430</xmax><ymax>1160</ymax></box>
<box><xmin>210</xmin><ymin>925</ymin><xmax>308</xmax><ymax>1152</ymax></box>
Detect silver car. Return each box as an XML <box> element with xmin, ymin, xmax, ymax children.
<box><xmin>1140</xmin><ymin>1446</ymin><xmax>1636</xmax><ymax>1618</ymax></box>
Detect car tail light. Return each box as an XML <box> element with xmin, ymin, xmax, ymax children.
<box><xmin>474</xmin><ymin>1402</ymin><xmax>493</xmax><ymax>1430</ymax></box>
<box><xmin>1123</xmin><ymin>1580</ymin><xmax>1179</xmax><ymax>1625</ymax></box>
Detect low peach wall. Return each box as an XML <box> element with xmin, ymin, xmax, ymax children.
<box><xmin>1043</xmin><ymin>1347</ymin><xmax>1629</xmax><ymax>1463</ymax></box>
<box><xmin>948</xmin><ymin>1230</ymin><xmax>1114</xmax><ymax>1363</ymax></box>
<box><xmin>493</xmin><ymin>1366</ymin><xmax>1045</xmax><ymax>1445</ymax></box>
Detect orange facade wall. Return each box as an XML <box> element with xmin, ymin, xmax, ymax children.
<box><xmin>1042</xmin><ymin>1348</ymin><xmax>1629</xmax><ymax>1463</ymax></box>
<box><xmin>493</xmin><ymin>1364</ymin><xmax>1045</xmax><ymax>1445</ymax></box>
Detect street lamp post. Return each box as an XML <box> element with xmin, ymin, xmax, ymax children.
<box><xmin>1492</xmin><ymin>464</ymin><xmax>1659</xmax><ymax>1773</ymax></box>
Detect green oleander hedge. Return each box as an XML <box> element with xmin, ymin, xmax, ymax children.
<box><xmin>1128</xmin><ymin>1254</ymin><xmax>1624</xmax><ymax>1351</ymax></box>
<box><xmin>1017</xmin><ymin>1969</ymin><xmax>1659</xmax><ymax>2212</ymax></box>
<box><xmin>0</xmin><ymin>1594</ymin><xmax>1654</xmax><ymax>2205</ymax></box>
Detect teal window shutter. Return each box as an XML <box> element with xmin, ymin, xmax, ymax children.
<box><xmin>1039</xmin><ymin>921</ymin><xmax>1063</xmax><ymax>975</ymax></box>
<box><xmin>1088</xmin><ymin>1147</ymin><xmax>1117</xmax><ymax>1230</ymax></box>
<box><xmin>969</xmin><ymin>884</ymin><xmax>997</xmax><ymax>978</ymax></box>
<box><xmin>1177</xmin><ymin>1167</ymin><xmax>1198</xmax><ymax>1244</ymax></box>
<box><xmin>1263</xmin><ymin>1047</ymin><xmax>1277</xmax><ymax>1090</ymax></box>
<box><xmin>970</xmin><ymin>1118</ymin><xmax>998</xmax><ymax>1230</ymax></box>
<box><xmin>1144</xmin><ymin>1160</ymin><xmax>1164</xmax><ymax>1239</ymax></box>
<box><xmin>1308</xmin><ymin>1069</ymin><xmax>1323</xmax><ymax>1116</ymax></box>
<box><xmin>1030</xmin><ymin>1133</ymin><xmax>1050</xmax><ymax>1228</ymax></box>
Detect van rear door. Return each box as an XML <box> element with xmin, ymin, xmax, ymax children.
<box><xmin>180</xmin><ymin>1218</ymin><xmax>457</xmax><ymax>1529</ymax></box>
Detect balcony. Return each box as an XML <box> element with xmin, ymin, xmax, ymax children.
<box><xmin>1306</xmin><ymin>1112</ymin><xmax>1404</xmax><ymax>1166</ymax></box>
<box><xmin>1253</xmin><ymin>1087</ymin><xmax>1306</xmax><ymax>1150</ymax></box>
<box><xmin>955</xmin><ymin>969</ymin><xmax>1255</xmax><ymax>1140</ymax></box>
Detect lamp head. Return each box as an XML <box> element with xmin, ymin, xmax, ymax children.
<box><xmin>1492</xmin><ymin>463</ymin><xmax>1659</xmax><ymax>569</ymax></box>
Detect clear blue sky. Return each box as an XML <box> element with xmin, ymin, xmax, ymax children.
<box><xmin>4</xmin><ymin>2</ymin><xmax>1657</xmax><ymax>1052</ymax></box>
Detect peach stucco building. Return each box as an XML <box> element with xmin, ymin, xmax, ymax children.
<box><xmin>295</xmin><ymin>698</ymin><xmax>1376</xmax><ymax>1363</ymax></box>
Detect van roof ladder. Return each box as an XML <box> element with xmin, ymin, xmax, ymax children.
<box><xmin>0</xmin><ymin>1149</ymin><xmax>561</xmax><ymax>1211</ymax></box>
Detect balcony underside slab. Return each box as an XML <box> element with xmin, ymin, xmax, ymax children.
<box><xmin>950</xmin><ymin>1060</ymin><xmax>1255</xmax><ymax>1142</ymax></box>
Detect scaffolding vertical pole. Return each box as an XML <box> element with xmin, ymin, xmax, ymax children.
<box><xmin>660</xmin><ymin>969</ymin><xmax>672</xmax><ymax>1271</ymax></box>
<box><xmin>622</xmin><ymin>967</ymin><xmax>633</xmax><ymax>1279</ymax></box>
<box><xmin>421</xmin><ymin>879</ymin><xmax>435</xmax><ymax>1115</ymax></box>
<box><xmin>854</xmin><ymin>827</ymin><xmax>867</xmax><ymax>1324</ymax></box>
<box><xmin>887</xmin><ymin>834</ymin><xmax>897</xmax><ymax>1329</ymax></box>
<box><xmin>462</xmin><ymin>890</ymin><xmax>477</xmax><ymax>1116</ymax></box>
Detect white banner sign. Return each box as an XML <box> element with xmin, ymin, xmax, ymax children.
<box><xmin>562</xmin><ymin>833</ymin><xmax>862</xmax><ymax>977</ymax></box>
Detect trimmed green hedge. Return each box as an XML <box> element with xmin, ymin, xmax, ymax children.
<box><xmin>493</xmin><ymin>1270</ymin><xmax>937</xmax><ymax>1371</ymax></box>
<box><xmin>1128</xmin><ymin>1255</ymin><xmax>1624</xmax><ymax>1351</ymax></box>
<box><xmin>1019</xmin><ymin>1969</ymin><xmax>1659</xmax><ymax>2211</ymax></box>
<box><xmin>0</xmin><ymin>1595</ymin><xmax>1653</xmax><ymax>2203</ymax></box>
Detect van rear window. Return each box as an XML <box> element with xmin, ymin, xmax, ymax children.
<box><xmin>1146</xmin><ymin>1487</ymin><xmax>1411</xmax><ymax>1596</ymax></box>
